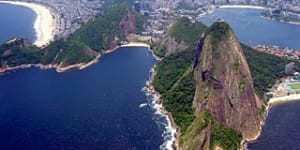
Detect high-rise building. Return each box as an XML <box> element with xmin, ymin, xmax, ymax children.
<box><xmin>134</xmin><ymin>1</ymin><xmax>141</xmax><ymax>12</ymax></box>
<box><xmin>285</xmin><ymin>62</ymin><xmax>295</xmax><ymax>75</ymax></box>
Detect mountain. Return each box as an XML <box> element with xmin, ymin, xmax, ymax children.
<box><xmin>188</xmin><ymin>21</ymin><xmax>262</xmax><ymax>149</ymax></box>
<box><xmin>152</xmin><ymin>19</ymin><xmax>280</xmax><ymax>150</ymax></box>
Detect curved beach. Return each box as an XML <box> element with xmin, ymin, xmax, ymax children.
<box><xmin>219</xmin><ymin>5</ymin><xmax>266</xmax><ymax>10</ymax></box>
<box><xmin>0</xmin><ymin>1</ymin><xmax>57</xmax><ymax>47</ymax></box>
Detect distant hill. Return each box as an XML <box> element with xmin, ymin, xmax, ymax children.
<box><xmin>0</xmin><ymin>4</ymin><xmax>145</xmax><ymax>72</ymax></box>
<box><xmin>152</xmin><ymin>17</ymin><xmax>206</xmax><ymax>57</ymax></box>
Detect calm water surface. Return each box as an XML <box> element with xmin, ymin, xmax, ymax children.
<box><xmin>0</xmin><ymin>3</ymin><xmax>167</xmax><ymax>150</ymax></box>
<box><xmin>0</xmin><ymin>3</ymin><xmax>36</xmax><ymax>43</ymax></box>
<box><xmin>0</xmin><ymin>47</ymin><xmax>165</xmax><ymax>149</ymax></box>
<box><xmin>2</xmin><ymin>5</ymin><xmax>300</xmax><ymax>150</ymax></box>
<box><xmin>200</xmin><ymin>8</ymin><xmax>300</xmax><ymax>49</ymax></box>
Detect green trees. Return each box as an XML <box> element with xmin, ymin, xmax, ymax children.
<box><xmin>153</xmin><ymin>17</ymin><xmax>207</xmax><ymax>57</ymax></box>
<box><xmin>211</xmin><ymin>124</ymin><xmax>242</xmax><ymax>150</ymax></box>
<box><xmin>242</xmin><ymin>44</ymin><xmax>300</xmax><ymax>101</ymax></box>
<box><xmin>153</xmin><ymin>49</ymin><xmax>196</xmax><ymax>131</ymax></box>
<box><xmin>0</xmin><ymin>3</ymin><xmax>146</xmax><ymax>68</ymax></box>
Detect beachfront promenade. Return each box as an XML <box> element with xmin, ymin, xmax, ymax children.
<box><xmin>269</xmin><ymin>94</ymin><xmax>300</xmax><ymax>105</ymax></box>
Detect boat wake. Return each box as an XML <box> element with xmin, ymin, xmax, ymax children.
<box><xmin>139</xmin><ymin>103</ymin><xmax>148</xmax><ymax>108</ymax></box>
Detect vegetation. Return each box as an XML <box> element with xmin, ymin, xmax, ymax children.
<box><xmin>154</xmin><ymin>20</ymin><xmax>300</xmax><ymax>150</ymax></box>
<box><xmin>153</xmin><ymin>18</ymin><xmax>206</xmax><ymax>57</ymax></box>
<box><xmin>0</xmin><ymin>39</ymin><xmax>41</xmax><ymax>66</ymax></box>
<box><xmin>289</xmin><ymin>83</ymin><xmax>300</xmax><ymax>89</ymax></box>
<box><xmin>179</xmin><ymin>110</ymin><xmax>213</xmax><ymax>149</ymax></box>
<box><xmin>168</xmin><ymin>17</ymin><xmax>207</xmax><ymax>46</ymax></box>
<box><xmin>153</xmin><ymin>49</ymin><xmax>194</xmax><ymax>93</ymax></box>
<box><xmin>69</xmin><ymin>4</ymin><xmax>145</xmax><ymax>51</ymax></box>
<box><xmin>0</xmin><ymin>2</ymin><xmax>145</xmax><ymax>68</ymax></box>
<box><xmin>210</xmin><ymin>124</ymin><xmax>242</xmax><ymax>150</ymax></box>
<box><xmin>179</xmin><ymin>110</ymin><xmax>242</xmax><ymax>150</ymax></box>
<box><xmin>153</xmin><ymin>19</ymin><xmax>244</xmax><ymax>149</ymax></box>
<box><xmin>153</xmin><ymin>49</ymin><xmax>196</xmax><ymax>131</ymax></box>
<box><xmin>242</xmin><ymin>44</ymin><xmax>300</xmax><ymax>101</ymax></box>
<box><xmin>207</xmin><ymin>21</ymin><xmax>231</xmax><ymax>41</ymax></box>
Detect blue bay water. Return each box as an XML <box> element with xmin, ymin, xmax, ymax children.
<box><xmin>0</xmin><ymin>3</ymin><xmax>168</xmax><ymax>149</ymax></box>
<box><xmin>248</xmin><ymin>102</ymin><xmax>300</xmax><ymax>149</ymax></box>
<box><xmin>0</xmin><ymin>47</ymin><xmax>166</xmax><ymax>149</ymax></box>
<box><xmin>2</xmin><ymin>4</ymin><xmax>300</xmax><ymax>150</ymax></box>
<box><xmin>0</xmin><ymin>3</ymin><xmax>36</xmax><ymax>43</ymax></box>
<box><xmin>199</xmin><ymin>8</ymin><xmax>300</xmax><ymax>49</ymax></box>
<box><xmin>200</xmin><ymin>8</ymin><xmax>300</xmax><ymax>149</ymax></box>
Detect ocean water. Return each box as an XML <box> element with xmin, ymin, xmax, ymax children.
<box><xmin>0</xmin><ymin>3</ymin><xmax>36</xmax><ymax>43</ymax></box>
<box><xmin>248</xmin><ymin>102</ymin><xmax>300</xmax><ymax>150</ymax></box>
<box><xmin>199</xmin><ymin>8</ymin><xmax>300</xmax><ymax>49</ymax></box>
<box><xmin>0</xmin><ymin>3</ymin><xmax>173</xmax><ymax>150</ymax></box>
<box><xmin>0</xmin><ymin>47</ymin><xmax>168</xmax><ymax>149</ymax></box>
<box><xmin>200</xmin><ymin>8</ymin><xmax>300</xmax><ymax>149</ymax></box>
<box><xmin>2</xmin><ymin>4</ymin><xmax>300</xmax><ymax>150</ymax></box>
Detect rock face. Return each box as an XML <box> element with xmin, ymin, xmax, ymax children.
<box><xmin>119</xmin><ymin>10</ymin><xmax>137</xmax><ymax>37</ymax></box>
<box><xmin>193</xmin><ymin>21</ymin><xmax>262</xmax><ymax>140</ymax></box>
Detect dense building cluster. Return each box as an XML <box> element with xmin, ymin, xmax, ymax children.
<box><xmin>9</xmin><ymin>0</ymin><xmax>300</xmax><ymax>40</ymax></box>
<box><xmin>11</xmin><ymin>0</ymin><xmax>103</xmax><ymax>39</ymax></box>
<box><xmin>256</xmin><ymin>45</ymin><xmax>300</xmax><ymax>61</ymax></box>
<box><xmin>138</xmin><ymin>0</ymin><xmax>300</xmax><ymax>40</ymax></box>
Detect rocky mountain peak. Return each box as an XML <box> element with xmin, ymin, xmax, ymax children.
<box><xmin>193</xmin><ymin>21</ymin><xmax>262</xmax><ymax>140</ymax></box>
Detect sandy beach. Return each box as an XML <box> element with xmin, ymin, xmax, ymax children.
<box><xmin>120</xmin><ymin>42</ymin><xmax>150</xmax><ymax>48</ymax></box>
<box><xmin>242</xmin><ymin>93</ymin><xmax>300</xmax><ymax>149</ymax></box>
<box><xmin>219</xmin><ymin>5</ymin><xmax>266</xmax><ymax>10</ymax></box>
<box><xmin>268</xmin><ymin>94</ymin><xmax>300</xmax><ymax>104</ymax></box>
<box><xmin>0</xmin><ymin>1</ymin><xmax>57</xmax><ymax>47</ymax></box>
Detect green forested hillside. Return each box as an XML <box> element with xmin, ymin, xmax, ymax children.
<box><xmin>153</xmin><ymin>19</ymin><xmax>299</xmax><ymax>150</ymax></box>
<box><xmin>0</xmin><ymin>3</ymin><xmax>145</xmax><ymax>68</ymax></box>
<box><xmin>153</xmin><ymin>17</ymin><xmax>206</xmax><ymax>57</ymax></box>
<box><xmin>242</xmin><ymin>44</ymin><xmax>300</xmax><ymax>101</ymax></box>
<box><xmin>153</xmin><ymin>18</ymin><xmax>207</xmax><ymax>131</ymax></box>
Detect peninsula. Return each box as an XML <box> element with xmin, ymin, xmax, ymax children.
<box><xmin>0</xmin><ymin>0</ymin><xmax>300</xmax><ymax>150</ymax></box>
<box><xmin>0</xmin><ymin>0</ymin><xmax>146</xmax><ymax>73</ymax></box>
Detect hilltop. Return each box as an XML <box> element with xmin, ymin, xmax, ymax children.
<box><xmin>152</xmin><ymin>18</ymin><xmax>300</xmax><ymax>150</ymax></box>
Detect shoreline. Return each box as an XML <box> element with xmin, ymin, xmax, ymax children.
<box><xmin>260</xmin><ymin>15</ymin><xmax>300</xmax><ymax>25</ymax></box>
<box><xmin>145</xmin><ymin>65</ymin><xmax>179</xmax><ymax>150</ymax></box>
<box><xmin>0</xmin><ymin>42</ymin><xmax>178</xmax><ymax>150</ymax></box>
<box><xmin>0</xmin><ymin>42</ymin><xmax>151</xmax><ymax>74</ymax></box>
<box><xmin>0</xmin><ymin>1</ymin><xmax>57</xmax><ymax>47</ymax></box>
<box><xmin>120</xmin><ymin>42</ymin><xmax>150</xmax><ymax>48</ymax></box>
<box><xmin>243</xmin><ymin>94</ymin><xmax>300</xmax><ymax>149</ymax></box>
<box><xmin>217</xmin><ymin>5</ymin><xmax>300</xmax><ymax>26</ymax></box>
<box><xmin>218</xmin><ymin>5</ymin><xmax>266</xmax><ymax>10</ymax></box>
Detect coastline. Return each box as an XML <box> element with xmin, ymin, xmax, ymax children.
<box><xmin>0</xmin><ymin>42</ymin><xmax>151</xmax><ymax>74</ymax></box>
<box><xmin>242</xmin><ymin>93</ymin><xmax>300</xmax><ymax>149</ymax></box>
<box><xmin>143</xmin><ymin>47</ymin><xmax>178</xmax><ymax>150</ymax></box>
<box><xmin>218</xmin><ymin>5</ymin><xmax>300</xmax><ymax>26</ymax></box>
<box><xmin>0</xmin><ymin>1</ymin><xmax>57</xmax><ymax>47</ymax></box>
<box><xmin>218</xmin><ymin>5</ymin><xmax>266</xmax><ymax>10</ymax></box>
<box><xmin>260</xmin><ymin>15</ymin><xmax>300</xmax><ymax>25</ymax></box>
<box><xmin>145</xmin><ymin>65</ymin><xmax>179</xmax><ymax>150</ymax></box>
